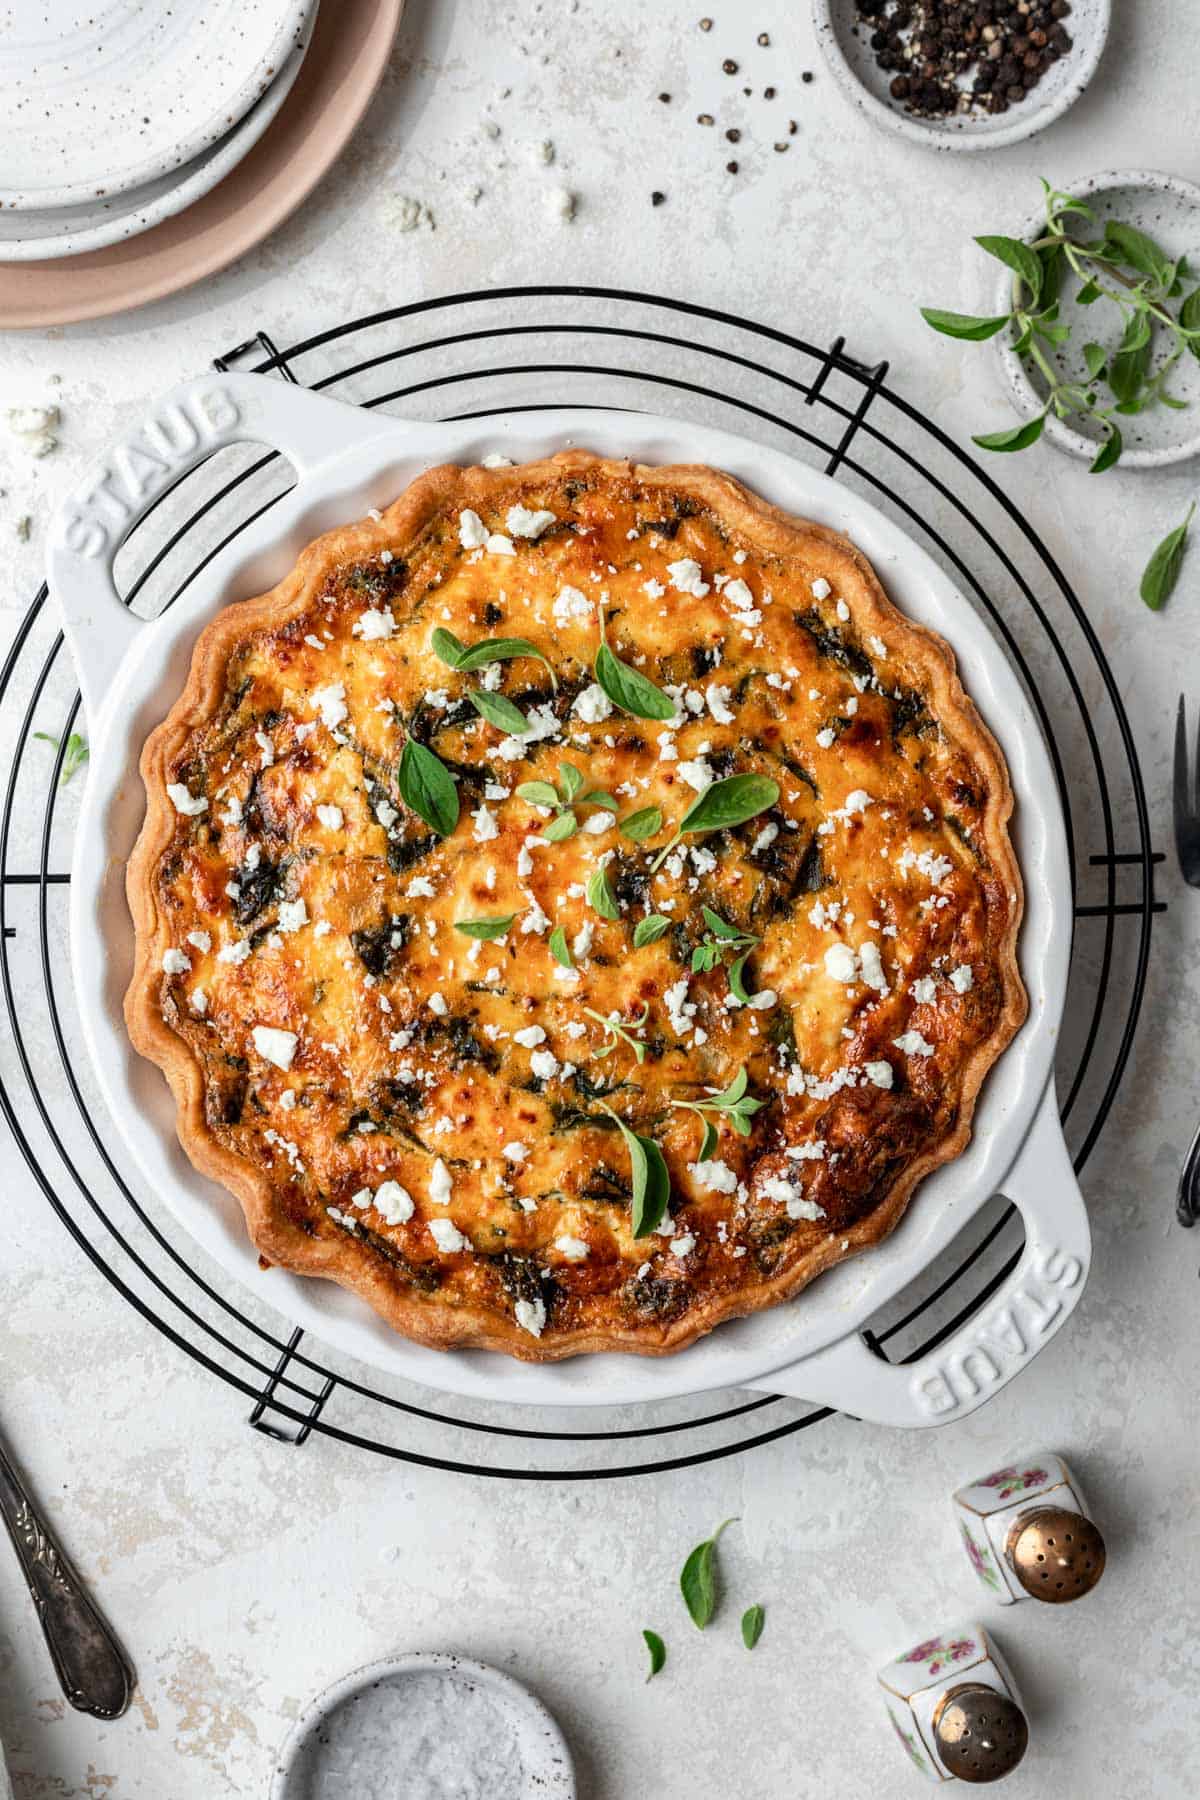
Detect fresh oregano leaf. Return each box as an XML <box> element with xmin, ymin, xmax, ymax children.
<box><xmin>680</xmin><ymin>1519</ymin><xmax>737</xmax><ymax>1630</ymax></box>
<box><xmin>430</xmin><ymin>626</ymin><xmax>467</xmax><ymax>667</ymax></box>
<box><xmin>920</xmin><ymin>308</ymin><xmax>1010</xmax><ymax>342</ymax></box>
<box><xmin>398</xmin><ymin>739</ymin><xmax>459</xmax><ymax>837</ymax></box>
<box><xmin>973</xmin><ymin>415</ymin><xmax>1046</xmax><ymax>453</ymax></box>
<box><xmin>643</xmin><ymin>1630</ymin><xmax>666</xmax><ymax>1681</ymax></box>
<box><xmin>1181</xmin><ymin>287</ymin><xmax>1200</xmax><ymax>362</ymax></box>
<box><xmin>632</xmin><ymin>914</ymin><xmax>671</xmax><ymax>947</ymax></box>
<box><xmin>678</xmin><ymin>774</ymin><xmax>779</xmax><ymax>837</ymax></box>
<box><xmin>741</xmin><ymin>1604</ymin><xmax>765</xmax><ymax>1650</ymax></box>
<box><xmin>621</xmin><ymin>805</ymin><xmax>664</xmax><ymax>842</ymax></box>
<box><xmin>542</xmin><ymin>811</ymin><xmax>578</xmax><ymax>843</ymax></box>
<box><xmin>1104</xmin><ymin>219</ymin><xmax>1174</xmax><ymax>288</ymax></box>
<box><xmin>469</xmin><ymin>689</ymin><xmax>529</xmax><ymax>734</ymax></box>
<box><xmin>454</xmin><ymin>914</ymin><xmax>516</xmax><ymax>940</ymax></box>
<box><xmin>579</xmin><ymin>790</ymin><xmax>620</xmax><ymax>813</ymax></box>
<box><xmin>548</xmin><ymin>925</ymin><xmax>573</xmax><ymax>968</ymax></box>
<box><xmin>1140</xmin><ymin>503</ymin><xmax>1195</xmax><ymax>611</ymax></box>
<box><xmin>975</xmin><ymin>234</ymin><xmax>1043</xmax><ymax>301</ymax></box>
<box><xmin>697</xmin><ymin>1117</ymin><xmax>718</xmax><ymax>1161</ymax></box>
<box><xmin>1089</xmin><ymin>424</ymin><xmax>1122</xmax><ymax>474</ymax></box>
<box><xmin>586</xmin><ymin>865</ymin><xmax>620</xmax><ymax>920</ymax></box>
<box><xmin>559</xmin><ymin>761</ymin><xmax>585</xmax><ymax>801</ymax></box>
<box><xmin>728</xmin><ymin>950</ymin><xmax>754</xmax><ymax>1005</ymax></box>
<box><xmin>594</xmin><ymin>638</ymin><xmax>676</xmax><ymax>722</ymax></box>
<box><xmin>1082</xmin><ymin>341</ymin><xmax>1107</xmax><ymax>380</ymax></box>
<box><xmin>516</xmin><ymin>779</ymin><xmax>560</xmax><ymax>809</ymax></box>
<box><xmin>701</xmin><ymin>906</ymin><xmax>744</xmax><ymax>942</ymax></box>
<box><xmin>601</xmin><ymin>1105</ymin><xmax>671</xmax><ymax>1237</ymax></box>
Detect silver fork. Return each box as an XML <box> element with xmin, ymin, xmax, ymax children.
<box><xmin>1174</xmin><ymin>696</ymin><xmax>1200</xmax><ymax>1225</ymax></box>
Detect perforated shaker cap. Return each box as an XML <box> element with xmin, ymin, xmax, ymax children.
<box><xmin>933</xmin><ymin>1683</ymin><xmax>1029</xmax><ymax>1783</ymax></box>
<box><xmin>1007</xmin><ymin>1505</ymin><xmax>1107</xmax><ymax>1603</ymax></box>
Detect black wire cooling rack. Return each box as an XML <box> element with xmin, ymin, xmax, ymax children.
<box><xmin>0</xmin><ymin>288</ymin><xmax>1161</xmax><ymax>1480</ymax></box>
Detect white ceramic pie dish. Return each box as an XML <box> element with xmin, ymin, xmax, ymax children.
<box><xmin>47</xmin><ymin>373</ymin><xmax>1089</xmax><ymax>1428</ymax></box>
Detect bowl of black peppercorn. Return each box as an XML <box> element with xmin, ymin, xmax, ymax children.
<box><xmin>812</xmin><ymin>0</ymin><xmax>1109</xmax><ymax>151</ymax></box>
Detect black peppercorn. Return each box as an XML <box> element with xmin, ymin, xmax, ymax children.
<box><xmin>726</xmin><ymin>159</ymin><xmax>739</xmax><ymax>172</ymax></box>
<box><xmin>725</xmin><ymin>127</ymin><xmax>741</xmax><ymax>141</ymax></box>
<box><xmin>651</xmin><ymin>191</ymin><xmax>666</xmax><ymax>206</ymax></box>
<box><xmin>722</xmin><ymin>58</ymin><xmax>738</xmax><ymax>73</ymax></box>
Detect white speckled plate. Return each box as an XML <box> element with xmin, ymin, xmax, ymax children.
<box><xmin>0</xmin><ymin>6</ymin><xmax>315</xmax><ymax>263</ymax></box>
<box><xmin>0</xmin><ymin>0</ymin><xmax>316</xmax><ymax>211</ymax></box>
<box><xmin>270</xmin><ymin>1654</ymin><xmax>575</xmax><ymax>1800</ymax></box>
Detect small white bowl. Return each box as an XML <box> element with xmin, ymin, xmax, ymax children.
<box><xmin>812</xmin><ymin>0</ymin><xmax>1110</xmax><ymax>153</ymax></box>
<box><xmin>269</xmin><ymin>1652</ymin><xmax>576</xmax><ymax>1799</ymax></box>
<box><xmin>994</xmin><ymin>169</ymin><xmax>1200</xmax><ymax>469</ymax></box>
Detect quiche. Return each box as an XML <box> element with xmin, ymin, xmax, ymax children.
<box><xmin>125</xmin><ymin>450</ymin><xmax>1025</xmax><ymax>1362</ymax></box>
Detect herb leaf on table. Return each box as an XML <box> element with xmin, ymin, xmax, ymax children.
<box><xmin>1141</xmin><ymin>504</ymin><xmax>1195</xmax><ymax>611</ymax></box>
<box><xmin>642</xmin><ymin>1629</ymin><xmax>666</xmax><ymax>1680</ymax></box>
<box><xmin>680</xmin><ymin>1518</ymin><xmax>737</xmax><ymax>1630</ymax></box>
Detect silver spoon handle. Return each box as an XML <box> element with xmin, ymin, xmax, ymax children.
<box><xmin>0</xmin><ymin>1437</ymin><xmax>134</xmax><ymax>1718</ymax></box>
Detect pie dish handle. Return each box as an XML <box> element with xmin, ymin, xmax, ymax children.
<box><xmin>749</xmin><ymin>1078</ymin><xmax>1090</xmax><ymax>1428</ymax></box>
<box><xmin>46</xmin><ymin>372</ymin><xmax>403</xmax><ymax>724</ymax></box>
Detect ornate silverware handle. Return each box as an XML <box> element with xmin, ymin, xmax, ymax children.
<box><xmin>0</xmin><ymin>1434</ymin><xmax>134</xmax><ymax>1718</ymax></box>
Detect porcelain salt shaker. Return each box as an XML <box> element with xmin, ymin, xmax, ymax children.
<box><xmin>878</xmin><ymin>1623</ymin><xmax>1028</xmax><ymax>1784</ymax></box>
<box><xmin>953</xmin><ymin>1452</ymin><xmax>1106</xmax><ymax>1605</ymax></box>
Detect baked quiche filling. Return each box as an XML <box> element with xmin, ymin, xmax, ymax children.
<box><xmin>127</xmin><ymin>452</ymin><xmax>1024</xmax><ymax>1359</ymax></box>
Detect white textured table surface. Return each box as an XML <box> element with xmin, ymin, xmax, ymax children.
<box><xmin>1</xmin><ymin>3</ymin><xmax>1198</xmax><ymax>1796</ymax></box>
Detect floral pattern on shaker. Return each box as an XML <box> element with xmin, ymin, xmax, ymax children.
<box><xmin>960</xmin><ymin>1520</ymin><xmax>1001</xmax><ymax>1591</ymax></box>
<box><xmin>890</xmin><ymin>1711</ymin><xmax>928</xmax><ymax>1774</ymax></box>
<box><xmin>900</xmin><ymin>1634</ymin><xmax>977</xmax><ymax>1677</ymax></box>
<box><xmin>979</xmin><ymin>1465</ymin><xmax>1049</xmax><ymax>1502</ymax></box>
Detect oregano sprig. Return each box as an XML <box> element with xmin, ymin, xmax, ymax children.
<box><xmin>599</xmin><ymin>1102</ymin><xmax>671</xmax><ymax>1236</ymax></box>
<box><xmin>430</xmin><ymin>627</ymin><xmax>557</xmax><ymax>688</ymax></box>
<box><xmin>923</xmin><ymin>179</ymin><xmax>1200</xmax><ymax>477</ymax></box>
<box><xmin>34</xmin><ymin>729</ymin><xmax>89</xmax><ymax>787</ymax></box>
<box><xmin>691</xmin><ymin>906</ymin><xmax>760</xmax><ymax>1003</ymax></box>
<box><xmin>1141</xmin><ymin>502</ymin><xmax>1195</xmax><ymax>610</ymax></box>
<box><xmin>583</xmin><ymin>1003</ymin><xmax>650</xmax><ymax>1064</ymax></box>
<box><xmin>517</xmin><ymin>762</ymin><xmax>618</xmax><ymax>843</ymax></box>
<box><xmin>670</xmin><ymin>1066</ymin><xmax>763</xmax><ymax>1160</ymax></box>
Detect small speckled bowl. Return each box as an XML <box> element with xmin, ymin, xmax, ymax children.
<box><xmin>812</xmin><ymin>0</ymin><xmax>1110</xmax><ymax>153</ymax></box>
<box><xmin>270</xmin><ymin>1652</ymin><xmax>576</xmax><ymax>1799</ymax></box>
<box><xmin>995</xmin><ymin>169</ymin><xmax>1200</xmax><ymax>469</ymax></box>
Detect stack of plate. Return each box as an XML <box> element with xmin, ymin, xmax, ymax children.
<box><xmin>0</xmin><ymin>0</ymin><xmax>319</xmax><ymax>262</ymax></box>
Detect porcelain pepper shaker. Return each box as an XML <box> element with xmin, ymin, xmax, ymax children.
<box><xmin>878</xmin><ymin>1623</ymin><xmax>1028</xmax><ymax>1784</ymax></box>
<box><xmin>953</xmin><ymin>1452</ymin><xmax>1106</xmax><ymax>1605</ymax></box>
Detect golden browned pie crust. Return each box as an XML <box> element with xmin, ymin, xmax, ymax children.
<box><xmin>125</xmin><ymin>451</ymin><xmax>1025</xmax><ymax>1361</ymax></box>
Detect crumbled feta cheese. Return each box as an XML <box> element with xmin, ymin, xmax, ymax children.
<box><xmin>552</xmin><ymin>583</ymin><xmax>593</xmax><ymax>626</ymax></box>
<box><xmin>864</xmin><ymin>1060</ymin><xmax>894</xmax><ymax>1089</ymax></box>
<box><xmin>472</xmin><ymin>803</ymin><xmax>499</xmax><ymax>843</ymax></box>
<box><xmin>642</xmin><ymin>577</ymin><xmax>665</xmax><ymax>599</ymax></box>
<box><xmin>811</xmin><ymin>577</ymin><xmax>831</xmax><ymax>600</ymax></box>
<box><xmin>670</xmin><ymin>1234</ymin><xmax>696</xmax><ymax>1258</ymax></box>
<box><xmin>677</xmin><ymin>758</ymin><xmax>713</xmax><ymax>793</ymax></box>
<box><xmin>507</xmin><ymin>504</ymin><xmax>556</xmax><ymax>539</ymax></box>
<box><xmin>692</xmin><ymin>1158</ymin><xmax>738</xmax><ymax>1194</ymax></box>
<box><xmin>869</xmin><ymin>634</ymin><xmax>887</xmax><ymax>658</ymax></box>
<box><xmin>311</xmin><ymin>683</ymin><xmax>348</xmax><ymax>731</ymax></box>
<box><xmin>705</xmin><ymin>684</ymin><xmax>736</xmax><ymax>725</ymax></box>
<box><xmin>167</xmin><ymin>782</ymin><xmax>207</xmax><ymax>817</ymax></box>
<box><xmin>723</xmin><ymin>577</ymin><xmax>754</xmax><ymax>610</ymax></box>
<box><xmin>485</xmin><ymin>532</ymin><xmax>516</xmax><ymax>556</ymax></box>
<box><xmin>428</xmin><ymin>992</ymin><xmax>449</xmax><ymax>1016</ymax></box>
<box><xmin>824</xmin><ymin>943</ymin><xmax>859</xmax><ymax>984</ymax></box>
<box><xmin>373</xmin><ymin>1181</ymin><xmax>415</xmax><ymax>1225</ymax></box>
<box><xmin>554</xmin><ymin>1234</ymin><xmax>589</xmax><ymax>1261</ymax></box>
<box><xmin>664</xmin><ymin>977</ymin><xmax>696</xmax><ymax>1037</ymax></box>
<box><xmin>815</xmin><ymin>728</ymin><xmax>836</xmax><ymax>750</ymax></box>
<box><xmin>405</xmin><ymin>875</ymin><xmax>437</xmax><ymax>899</ymax></box>
<box><xmin>573</xmin><ymin>682</ymin><xmax>614</xmax><ymax>723</ymax></box>
<box><xmin>893</xmin><ymin>1029</ymin><xmax>935</xmax><ymax>1058</ymax></box>
<box><xmin>582</xmin><ymin>811</ymin><xmax>612</xmax><ymax>835</ymax></box>
<box><xmin>429</xmin><ymin>1217</ymin><xmax>469</xmax><ymax>1253</ymax></box>
<box><xmin>515</xmin><ymin>1296</ymin><xmax>546</xmax><ymax>1337</ymax></box>
<box><xmin>949</xmin><ymin>963</ymin><xmax>974</xmax><ymax>993</ymax></box>
<box><xmin>858</xmin><ymin>941</ymin><xmax>889</xmax><ymax>994</ymax></box>
<box><xmin>186</xmin><ymin>930</ymin><xmax>211</xmax><ymax>954</ymax></box>
<box><xmin>912</xmin><ymin>975</ymin><xmax>937</xmax><ymax>1004</ymax></box>
<box><xmin>217</xmin><ymin>938</ymin><xmax>252</xmax><ymax>965</ymax></box>
<box><xmin>503</xmin><ymin>1140</ymin><xmax>529</xmax><ymax>1163</ymax></box>
<box><xmin>191</xmin><ymin>989</ymin><xmax>208</xmax><ymax>1015</ymax></box>
<box><xmin>458</xmin><ymin>509</ymin><xmax>488</xmax><ymax>549</ymax></box>
<box><xmin>162</xmin><ymin>948</ymin><xmax>190</xmax><ymax>975</ymax></box>
<box><xmin>514</xmin><ymin>1025</ymin><xmax>547</xmax><ymax>1048</ymax></box>
<box><xmin>530</xmin><ymin>1049</ymin><xmax>560</xmax><ymax>1080</ymax></box>
<box><xmin>667</xmin><ymin>558</ymin><xmax>710</xmax><ymax>598</ymax></box>
<box><xmin>252</xmin><ymin>1025</ymin><xmax>297</xmax><ymax>1070</ymax></box>
<box><xmin>429</xmin><ymin>1159</ymin><xmax>453</xmax><ymax>1207</ymax></box>
<box><xmin>315</xmin><ymin>804</ymin><xmax>343</xmax><ymax>831</ymax></box>
<box><xmin>353</xmin><ymin>607</ymin><xmax>396</xmax><ymax>641</ymax></box>
<box><xmin>836</xmin><ymin>598</ymin><xmax>851</xmax><ymax>623</ymax></box>
<box><xmin>897</xmin><ymin>846</ymin><xmax>955</xmax><ymax>885</ymax></box>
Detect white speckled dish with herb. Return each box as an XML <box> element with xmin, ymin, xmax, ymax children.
<box><xmin>994</xmin><ymin>169</ymin><xmax>1200</xmax><ymax>468</ymax></box>
<box><xmin>270</xmin><ymin>1654</ymin><xmax>576</xmax><ymax>1800</ymax></box>
<box><xmin>812</xmin><ymin>0</ymin><xmax>1110</xmax><ymax>152</ymax></box>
